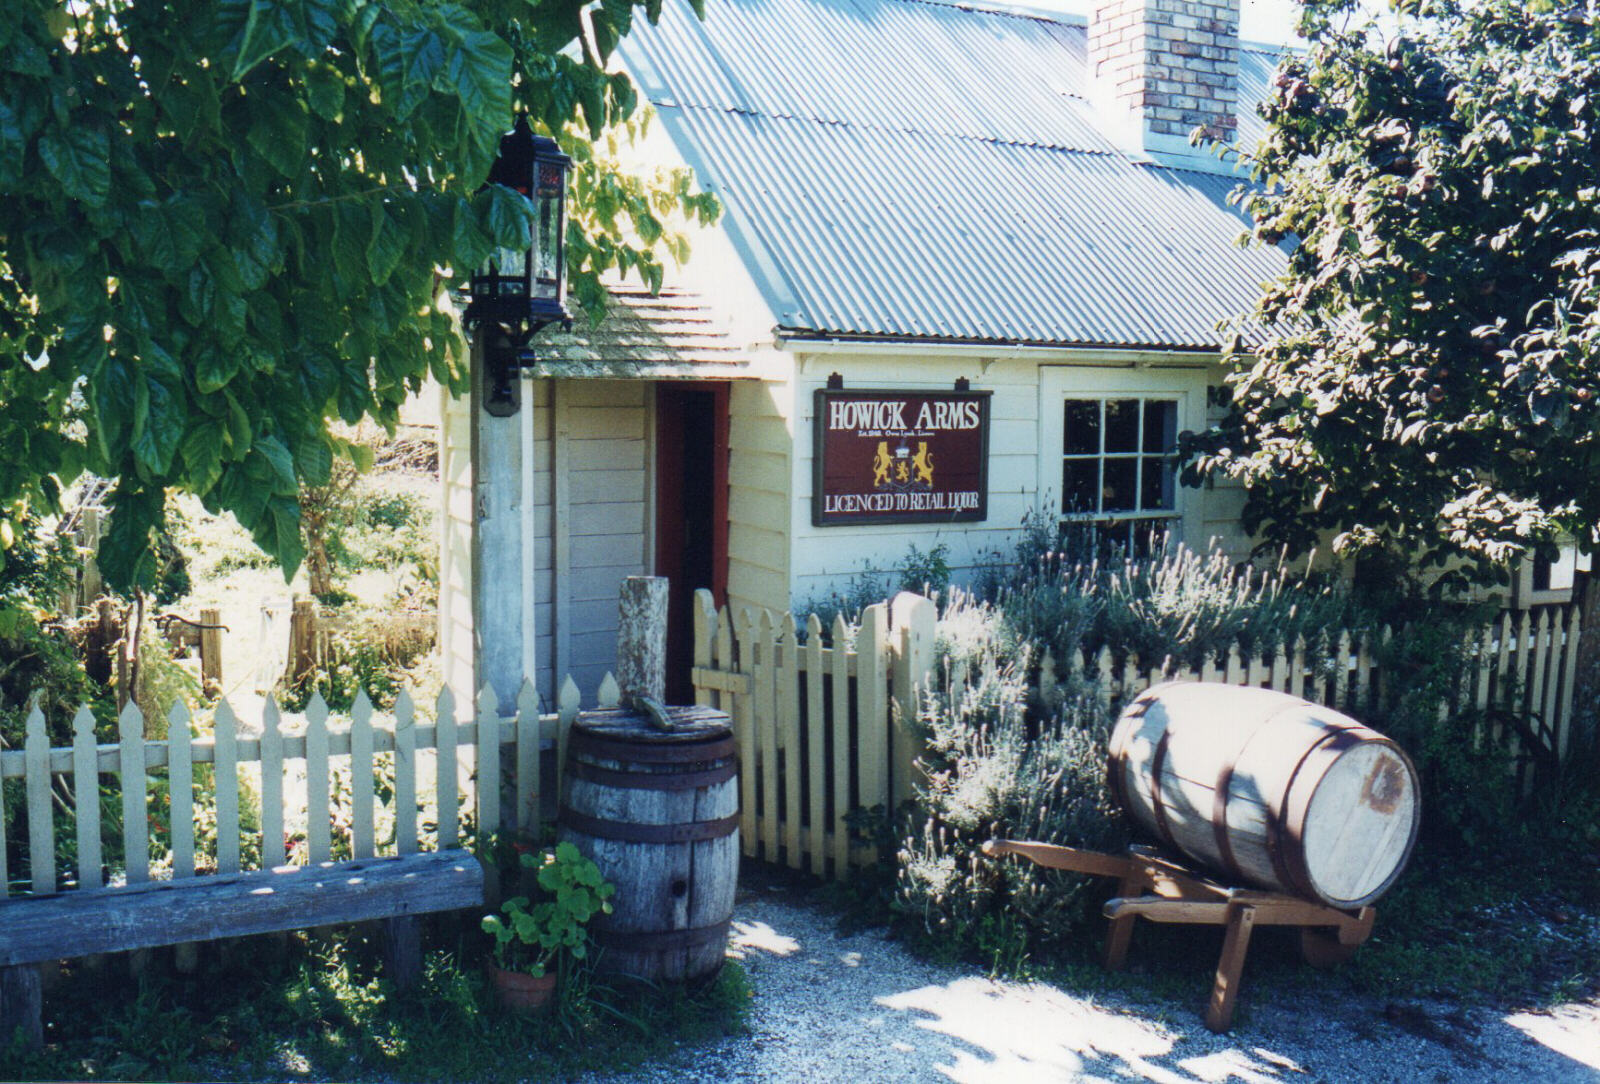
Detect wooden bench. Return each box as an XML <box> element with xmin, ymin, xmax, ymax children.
<box><xmin>0</xmin><ymin>687</ymin><xmax>540</xmax><ymax>1050</ymax></box>
<box><xmin>0</xmin><ymin>850</ymin><xmax>484</xmax><ymax>1047</ymax></box>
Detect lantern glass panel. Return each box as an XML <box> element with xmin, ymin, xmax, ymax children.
<box><xmin>490</xmin><ymin>242</ymin><xmax>528</xmax><ymax>297</ymax></box>
<box><xmin>533</xmin><ymin>164</ymin><xmax>564</xmax><ymax>302</ymax></box>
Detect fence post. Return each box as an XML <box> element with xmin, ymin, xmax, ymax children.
<box><xmin>889</xmin><ymin>592</ymin><xmax>936</xmax><ymax>810</ymax></box>
<box><xmin>80</xmin><ymin>506</ymin><xmax>102</xmax><ymax>607</ymax></box>
<box><xmin>199</xmin><ymin>606</ymin><xmax>223</xmax><ymax>697</ymax></box>
<box><xmin>285</xmin><ymin>597</ymin><xmax>318</xmax><ymax>689</ymax></box>
<box><xmin>692</xmin><ymin>589</ymin><xmax>717</xmax><ymax>708</ymax></box>
<box><xmin>855</xmin><ymin>603</ymin><xmax>890</xmax><ymax>861</ymax></box>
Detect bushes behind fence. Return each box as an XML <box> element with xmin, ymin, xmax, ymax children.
<box><xmin>889</xmin><ymin>523</ymin><xmax>1594</xmax><ymax>965</ymax></box>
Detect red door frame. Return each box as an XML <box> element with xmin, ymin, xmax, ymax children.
<box><xmin>653</xmin><ymin>381</ymin><xmax>730</xmax><ymax>606</ymax></box>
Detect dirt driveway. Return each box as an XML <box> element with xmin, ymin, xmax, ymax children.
<box><xmin>589</xmin><ymin>884</ymin><xmax>1600</xmax><ymax>1084</ymax></box>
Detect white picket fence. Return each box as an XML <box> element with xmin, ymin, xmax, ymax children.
<box><xmin>7</xmin><ymin>595</ymin><xmax>1585</xmax><ymax>895</ymax></box>
<box><xmin>0</xmin><ymin>673</ymin><xmax>625</xmax><ymax>897</ymax></box>
<box><xmin>691</xmin><ymin>589</ymin><xmax>1586</xmax><ymax>882</ymax></box>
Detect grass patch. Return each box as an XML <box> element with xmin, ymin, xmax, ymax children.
<box><xmin>2</xmin><ymin>920</ymin><xmax>751</xmax><ymax>1082</ymax></box>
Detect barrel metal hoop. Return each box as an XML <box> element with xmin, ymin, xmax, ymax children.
<box><xmin>1211</xmin><ymin>698</ymin><xmax>1314</xmax><ymax>886</ymax></box>
<box><xmin>559</xmin><ymin>809</ymin><xmax>740</xmax><ymax>845</ymax></box>
<box><xmin>1148</xmin><ymin>725</ymin><xmax>1179</xmax><ymax>853</ymax></box>
<box><xmin>568</xmin><ymin>759</ymin><xmax>738</xmax><ymax>791</ymax></box>
<box><xmin>593</xmin><ymin>920</ymin><xmax>731</xmax><ymax>953</ymax></box>
<box><xmin>1211</xmin><ymin>757</ymin><xmax>1242</xmax><ymax>884</ymax></box>
<box><xmin>1270</xmin><ymin>725</ymin><xmax>1369</xmax><ymax>900</ymax></box>
<box><xmin>569</xmin><ymin>732</ymin><xmax>737</xmax><ymax>765</ymax></box>
<box><xmin>1105</xmin><ymin>690</ymin><xmax>1152</xmax><ymax>816</ymax></box>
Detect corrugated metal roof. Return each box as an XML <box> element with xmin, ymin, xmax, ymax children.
<box><xmin>618</xmin><ymin>0</ymin><xmax>1290</xmax><ymax>352</ymax></box>
<box><xmin>528</xmin><ymin>286</ymin><xmax>751</xmax><ymax>378</ymax></box>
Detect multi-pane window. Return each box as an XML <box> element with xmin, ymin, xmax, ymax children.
<box><xmin>1061</xmin><ymin>397</ymin><xmax>1179</xmax><ymax>553</ymax></box>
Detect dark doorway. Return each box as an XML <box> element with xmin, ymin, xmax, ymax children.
<box><xmin>655</xmin><ymin>383</ymin><xmax>729</xmax><ymax>702</ymax></box>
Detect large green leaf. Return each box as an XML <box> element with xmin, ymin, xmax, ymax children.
<box><xmin>371</xmin><ymin>21</ymin><xmax>445</xmax><ymax>122</ymax></box>
<box><xmin>131</xmin><ymin>374</ymin><xmax>184</xmax><ymax>477</ymax></box>
<box><xmin>440</xmin><ymin>26</ymin><xmax>512</xmax><ymax>132</ymax></box>
<box><xmin>304</xmin><ymin>60</ymin><xmax>345</xmax><ymax>120</ymax></box>
<box><xmin>367</xmin><ymin>201</ymin><xmax>407</xmax><ymax>286</ymax></box>
<box><xmin>246</xmin><ymin>95</ymin><xmax>309</xmax><ymax>178</ymax></box>
<box><xmin>181</xmin><ymin>420</ymin><xmax>227</xmax><ymax>495</ymax></box>
<box><xmin>477</xmin><ymin>183</ymin><xmax>535</xmax><ymax>250</ymax></box>
<box><xmin>38</xmin><ymin>127</ymin><xmax>110</xmax><ymax>208</ymax></box>
<box><xmin>232</xmin><ymin>0</ymin><xmax>306</xmax><ymax>81</ymax></box>
<box><xmin>195</xmin><ymin>343</ymin><xmax>241</xmax><ymax>394</ymax></box>
<box><xmin>227</xmin><ymin>197</ymin><xmax>280</xmax><ymax>291</ymax></box>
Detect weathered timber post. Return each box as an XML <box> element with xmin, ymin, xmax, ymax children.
<box><xmin>285</xmin><ymin>597</ymin><xmax>318</xmax><ymax>689</ymax></box>
<box><xmin>79</xmin><ymin>507</ymin><xmax>102</xmax><ymax>609</ymax></box>
<box><xmin>84</xmin><ymin>598</ymin><xmax>119</xmax><ymax>688</ymax></box>
<box><xmin>889</xmin><ymin>591</ymin><xmax>936</xmax><ymax>810</ymax></box>
<box><xmin>616</xmin><ymin>576</ymin><xmax>670</xmax><ymax>706</ymax></box>
<box><xmin>0</xmin><ymin>964</ymin><xmax>42</xmax><ymax>1050</ymax></box>
<box><xmin>199</xmin><ymin>607</ymin><xmax>223</xmax><ymax>698</ymax></box>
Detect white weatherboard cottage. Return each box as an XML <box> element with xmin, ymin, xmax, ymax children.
<box><xmin>442</xmin><ymin>0</ymin><xmax>1301</xmax><ymax>708</ymax></box>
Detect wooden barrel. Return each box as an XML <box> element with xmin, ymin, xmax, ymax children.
<box><xmin>558</xmin><ymin>704</ymin><xmax>739</xmax><ymax>982</ymax></box>
<box><xmin>1108</xmin><ymin>682</ymin><xmax>1420</xmax><ymax>909</ymax></box>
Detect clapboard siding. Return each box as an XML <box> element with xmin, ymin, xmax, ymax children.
<box><xmin>727</xmin><ymin>447</ymin><xmax>790</xmax><ymax>496</ymax></box>
<box><xmin>570</xmin><ymin>501</ymin><xmax>646</xmax><ymax>538</ymax></box>
<box><xmin>789</xmin><ymin>354</ymin><xmax>1047</xmax><ymax>603</ymax></box>
<box><xmin>559</xmin><ymin>381</ymin><xmax>650</xmax><ymax>697</ymax></box>
<box><xmin>570</xmin><ymin>468</ymin><xmax>649</xmax><ymax>506</ymax></box>
<box><xmin>724</xmin><ymin>379</ymin><xmax>792</xmax><ymax>618</ymax></box>
<box><xmin>785</xmin><ymin>352</ymin><xmax>1253</xmax><ymax>609</ymax></box>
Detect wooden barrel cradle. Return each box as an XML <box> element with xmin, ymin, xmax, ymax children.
<box><xmin>558</xmin><ymin>704</ymin><xmax>739</xmax><ymax>982</ymax></box>
<box><xmin>1109</xmin><ymin>682</ymin><xmax>1420</xmax><ymax>909</ymax></box>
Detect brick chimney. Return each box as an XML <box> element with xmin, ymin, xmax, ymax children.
<box><xmin>1089</xmin><ymin>0</ymin><xmax>1241</xmax><ymax>169</ymax></box>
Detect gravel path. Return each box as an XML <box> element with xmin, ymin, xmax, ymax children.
<box><xmin>589</xmin><ymin>884</ymin><xmax>1600</xmax><ymax>1084</ymax></box>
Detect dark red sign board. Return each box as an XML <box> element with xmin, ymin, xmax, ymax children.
<box><xmin>812</xmin><ymin>388</ymin><xmax>991</xmax><ymax>526</ymax></box>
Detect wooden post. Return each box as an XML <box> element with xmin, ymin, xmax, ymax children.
<box><xmin>1206</xmin><ymin>903</ymin><xmax>1257</xmax><ymax>1032</ymax></box>
<box><xmin>889</xmin><ymin>591</ymin><xmax>936</xmax><ymax>810</ymax></box>
<box><xmin>286</xmin><ymin>597</ymin><xmax>318</xmax><ymax>689</ymax></box>
<box><xmin>80</xmin><ymin>507</ymin><xmax>103</xmax><ymax>607</ymax></box>
<box><xmin>84</xmin><ymin>598</ymin><xmax>118</xmax><ymax>689</ymax></box>
<box><xmin>381</xmin><ymin>916</ymin><xmax>423</xmax><ymax>993</ymax></box>
<box><xmin>199</xmin><ymin>607</ymin><xmax>223</xmax><ymax>697</ymax></box>
<box><xmin>0</xmin><ymin>965</ymin><xmax>42</xmax><ymax>1050</ymax></box>
<box><xmin>616</xmin><ymin>576</ymin><xmax>669</xmax><ymax>706</ymax></box>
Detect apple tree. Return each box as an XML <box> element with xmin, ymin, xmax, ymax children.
<box><xmin>1189</xmin><ymin>0</ymin><xmax>1600</xmax><ymax>582</ymax></box>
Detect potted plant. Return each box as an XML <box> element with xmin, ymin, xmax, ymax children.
<box><xmin>481</xmin><ymin>841</ymin><xmax>615</xmax><ymax>1011</ymax></box>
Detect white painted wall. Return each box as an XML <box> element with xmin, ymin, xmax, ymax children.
<box><xmin>558</xmin><ymin>380</ymin><xmax>652</xmax><ymax>700</ymax></box>
<box><xmin>784</xmin><ymin>347</ymin><xmax>1253</xmax><ymax>608</ymax></box>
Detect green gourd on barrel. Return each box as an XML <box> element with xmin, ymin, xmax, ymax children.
<box><xmin>1108</xmin><ymin>682</ymin><xmax>1421</xmax><ymax>908</ymax></box>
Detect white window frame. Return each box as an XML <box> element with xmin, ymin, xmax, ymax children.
<box><xmin>1038</xmin><ymin>366</ymin><xmax>1210</xmax><ymax>547</ymax></box>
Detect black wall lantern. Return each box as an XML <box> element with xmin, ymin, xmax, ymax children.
<box><xmin>464</xmin><ymin>116</ymin><xmax>573</xmax><ymax>417</ymax></box>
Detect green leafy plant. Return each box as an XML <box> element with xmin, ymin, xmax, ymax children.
<box><xmin>1189</xmin><ymin>0</ymin><xmax>1600</xmax><ymax>578</ymax></box>
<box><xmin>898</xmin><ymin>542</ymin><xmax>952</xmax><ymax>597</ymax></box>
<box><xmin>0</xmin><ymin>0</ymin><xmax>719</xmax><ymax>595</ymax></box>
<box><xmin>481</xmin><ymin>842</ymin><xmax>615</xmax><ymax>978</ymax></box>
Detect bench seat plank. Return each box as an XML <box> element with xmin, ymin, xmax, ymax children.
<box><xmin>0</xmin><ymin>851</ymin><xmax>484</xmax><ymax>968</ymax></box>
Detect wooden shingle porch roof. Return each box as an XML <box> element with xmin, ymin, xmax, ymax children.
<box><xmin>524</xmin><ymin>285</ymin><xmax>752</xmax><ymax>380</ymax></box>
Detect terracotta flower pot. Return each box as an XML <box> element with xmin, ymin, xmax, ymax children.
<box><xmin>485</xmin><ymin>963</ymin><xmax>557</xmax><ymax>1012</ymax></box>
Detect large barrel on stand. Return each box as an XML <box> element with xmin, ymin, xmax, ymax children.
<box><xmin>558</xmin><ymin>704</ymin><xmax>739</xmax><ymax>981</ymax></box>
<box><xmin>1109</xmin><ymin>682</ymin><xmax>1420</xmax><ymax>909</ymax></box>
